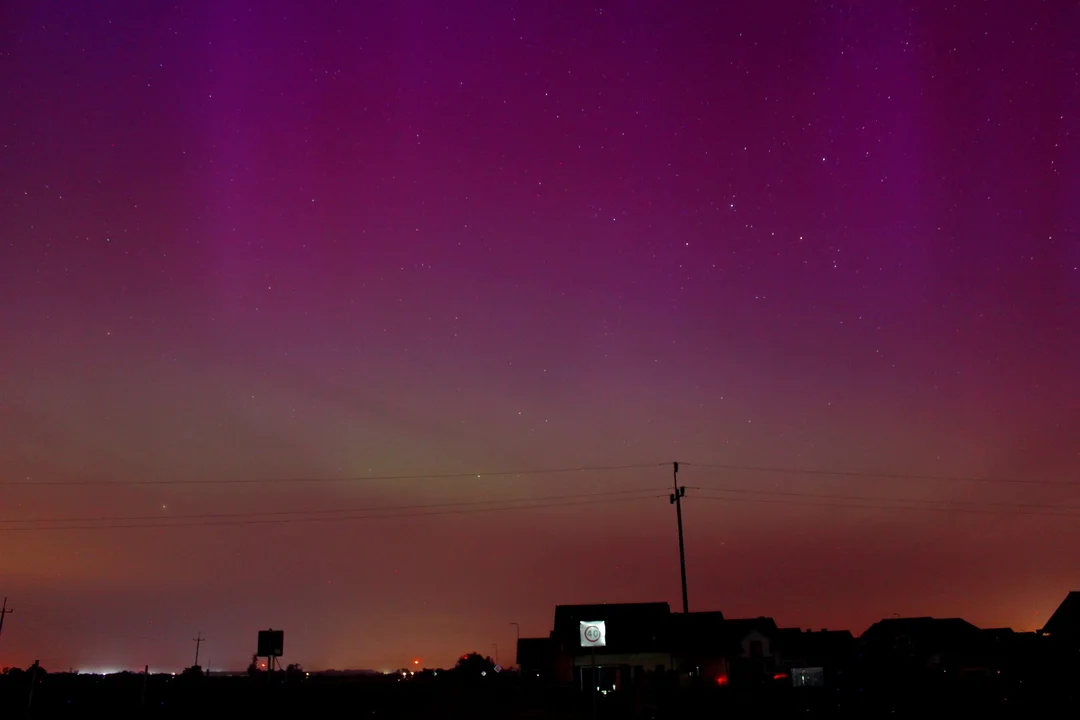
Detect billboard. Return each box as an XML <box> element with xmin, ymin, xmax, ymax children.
<box><xmin>257</xmin><ymin>629</ymin><xmax>284</xmax><ymax>657</ymax></box>
<box><xmin>579</xmin><ymin>621</ymin><xmax>606</xmax><ymax>648</ymax></box>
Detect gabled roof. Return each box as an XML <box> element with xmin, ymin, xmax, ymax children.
<box><xmin>862</xmin><ymin>617</ymin><xmax>979</xmax><ymax>637</ymax></box>
<box><xmin>860</xmin><ymin>617</ymin><xmax>981</xmax><ymax>654</ymax></box>
<box><xmin>1041</xmin><ymin>592</ymin><xmax>1080</xmax><ymax>636</ymax></box>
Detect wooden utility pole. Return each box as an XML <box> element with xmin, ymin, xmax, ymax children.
<box><xmin>670</xmin><ymin>462</ymin><xmax>689</xmax><ymax>613</ymax></box>
<box><xmin>193</xmin><ymin>632</ymin><xmax>205</xmax><ymax>667</ymax></box>
<box><xmin>0</xmin><ymin>597</ymin><xmax>13</xmax><ymax>642</ymax></box>
<box><xmin>27</xmin><ymin>660</ymin><xmax>39</xmax><ymax>713</ymax></box>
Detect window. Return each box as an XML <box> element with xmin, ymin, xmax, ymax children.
<box><xmin>749</xmin><ymin>640</ymin><xmax>764</xmax><ymax>658</ymax></box>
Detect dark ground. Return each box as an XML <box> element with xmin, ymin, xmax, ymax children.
<box><xmin>1</xmin><ymin>667</ymin><xmax>1076</xmax><ymax>719</ymax></box>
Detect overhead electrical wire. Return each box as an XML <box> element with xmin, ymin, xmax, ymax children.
<box><xmin>679</xmin><ymin>461</ymin><xmax>1077</xmax><ymax>487</ymax></box>
<box><xmin>693</xmin><ymin>492</ymin><xmax>1080</xmax><ymax>518</ymax></box>
<box><xmin>0</xmin><ymin>489</ymin><xmax>668</xmax><ymax>532</ymax></box>
<box><xmin>0</xmin><ymin>462</ymin><xmax>667</xmax><ymax>487</ymax></box>
<box><xmin>0</xmin><ymin>487</ymin><xmax>666</xmax><ymax>526</ymax></box>
<box><xmin>2</xmin><ymin>458</ymin><xmax>1073</xmax><ymax>531</ymax></box>
<box><xmin>1</xmin><ymin>460</ymin><xmax>1069</xmax><ymax>488</ymax></box>
<box><xmin>686</xmin><ymin>485</ymin><xmax>1080</xmax><ymax>513</ymax></box>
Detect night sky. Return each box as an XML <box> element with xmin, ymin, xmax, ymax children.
<box><xmin>2</xmin><ymin>0</ymin><xmax>1079</xmax><ymax>673</ymax></box>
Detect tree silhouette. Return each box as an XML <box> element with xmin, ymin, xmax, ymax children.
<box><xmin>180</xmin><ymin>664</ymin><xmax>204</xmax><ymax>678</ymax></box>
<box><xmin>454</xmin><ymin>652</ymin><xmax>495</xmax><ymax>675</ymax></box>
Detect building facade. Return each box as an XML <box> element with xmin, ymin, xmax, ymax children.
<box><xmin>518</xmin><ymin>602</ymin><xmax>811</xmax><ymax>691</ymax></box>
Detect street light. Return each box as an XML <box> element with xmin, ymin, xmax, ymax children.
<box><xmin>510</xmin><ymin>622</ymin><xmax>520</xmax><ymax>667</ymax></box>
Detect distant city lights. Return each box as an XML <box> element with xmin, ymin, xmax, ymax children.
<box><xmin>77</xmin><ymin>668</ymin><xmax>125</xmax><ymax>676</ymax></box>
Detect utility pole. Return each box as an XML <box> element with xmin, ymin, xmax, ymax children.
<box><xmin>670</xmin><ymin>462</ymin><xmax>689</xmax><ymax>614</ymax></box>
<box><xmin>0</xmin><ymin>597</ymin><xmax>13</xmax><ymax>642</ymax></box>
<box><xmin>27</xmin><ymin>659</ymin><xmax>39</xmax><ymax>714</ymax></box>
<box><xmin>193</xmin><ymin>632</ymin><xmax>205</xmax><ymax>667</ymax></box>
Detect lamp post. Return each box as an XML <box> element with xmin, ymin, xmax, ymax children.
<box><xmin>510</xmin><ymin>622</ymin><xmax>521</xmax><ymax>668</ymax></box>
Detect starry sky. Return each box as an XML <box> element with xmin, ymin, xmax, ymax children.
<box><xmin>2</xmin><ymin>0</ymin><xmax>1079</xmax><ymax>673</ymax></box>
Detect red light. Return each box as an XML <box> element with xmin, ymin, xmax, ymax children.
<box><xmin>773</xmin><ymin>672</ymin><xmax>788</xmax><ymax>680</ymax></box>
<box><xmin>413</xmin><ymin>660</ymin><xmax>420</xmax><ymax>665</ymax></box>
<box><xmin>716</xmin><ymin>675</ymin><xmax>729</xmax><ymax>686</ymax></box>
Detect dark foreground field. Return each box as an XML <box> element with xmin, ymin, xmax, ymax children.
<box><xmin>2</xmin><ymin>668</ymin><xmax>1077</xmax><ymax>719</ymax></box>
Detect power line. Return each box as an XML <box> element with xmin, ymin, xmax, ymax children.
<box><xmin>694</xmin><ymin>492</ymin><xmax>1080</xmax><ymax>518</ymax></box>
<box><xmin>686</xmin><ymin>485</ymin><xmax>1080</xmax><ymax>513</ymax></box>
<box><xmin>680</xmin><ymin>462</ymin><xmax>1077</xmax><ymax>487</ymax></box>
<box><xmin>0</xmin><ymin>462</ymin><xmax>666</xmax><ymax>488</ymax></box>
<box><xmin>0</xmin><ymin>487</ymin><xmax>666</xmax><ymax>526</ymax></box>
<box><xmin>0</xmin><ymin>491</ymin><xmax>667</xmax><ymax>532</ymax></box>
<box><xmin>4</xmin><ymin>460</ymin><xmax>1067</xmax><ymax>489</ymax></box>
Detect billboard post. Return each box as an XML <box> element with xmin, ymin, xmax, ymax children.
<box><xmin>257</xmin><ymin>629</ymin><xmax>284</xmax><ymax>684</ymax></box>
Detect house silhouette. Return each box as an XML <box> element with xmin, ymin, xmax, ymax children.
<box><xmin>1040</xmin><ymin>592</ymin><xmax>1080</xmax><ymax>638</ymax></box>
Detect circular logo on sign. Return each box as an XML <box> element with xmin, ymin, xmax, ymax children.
<box><xmin>584</xmin><ymin>625</ymin><xmax>602</xmax><ymax>643</ymax></box>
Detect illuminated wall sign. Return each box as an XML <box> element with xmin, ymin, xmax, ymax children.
<box><xmin>579</xmin><ymin>620</ymin><xmax>606</xmax><ymax>648</ymax></box>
